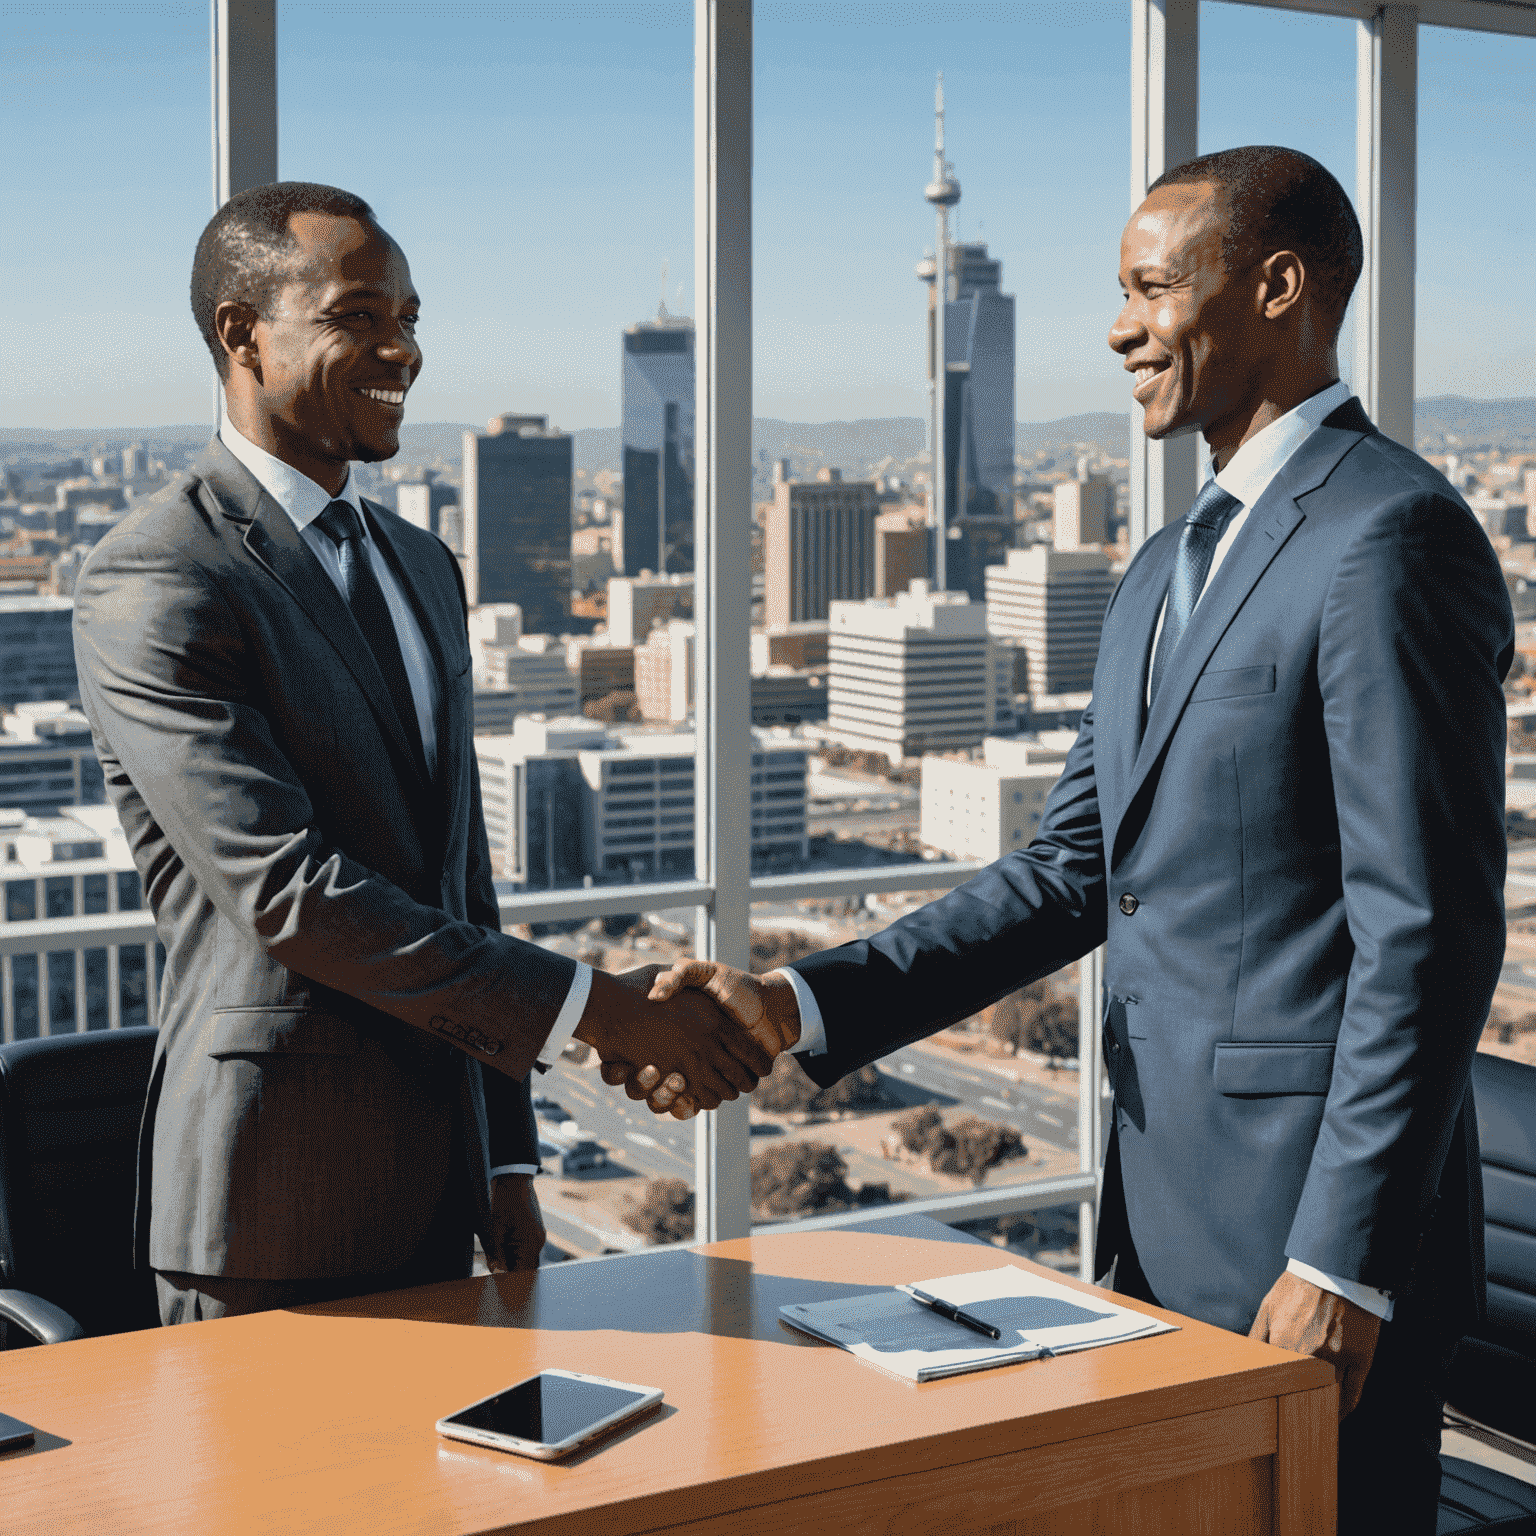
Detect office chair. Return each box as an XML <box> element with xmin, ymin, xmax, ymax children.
<box><xmin>0</xmin><ymin>1026</ymin><xmax>160</xmax><ymax>1347</ymax></box>
<box><xmin>1438</xmin><ymin>1051</ymin><xmax>1536</xmax><ymax>1534</ymax></box>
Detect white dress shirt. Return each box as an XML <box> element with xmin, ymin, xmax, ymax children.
<box><xmin>778</xmin><ymin>381</ymin><xmax>1392</xmax><ymax>1320</ymax></box>
<box><xmin>219</xmin><ymin>419</ymin><xmax>592</xmax><ymax>1175</ymax></box>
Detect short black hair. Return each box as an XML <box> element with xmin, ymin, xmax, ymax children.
<box><xmin>1149</xmin><ymin>146</ymin><xmax>1363</xmax><ymax>339</ymax></box>
<box><xmin>190</xmin><ymin>182</ymin><xmax>376</xmax><ymax>379</ymax></box>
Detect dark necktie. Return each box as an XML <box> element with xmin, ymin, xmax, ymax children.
<box><xmin>314</xmin><ymin>499</ymin><xmax>428</xmax><ymax>780</ymax></box>
<box><xmin>1147</xmin><ymin>479</ymin><xmax>1244</xmax><ymax>709</ymax></box>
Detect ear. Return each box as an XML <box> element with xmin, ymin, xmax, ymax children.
<box><xmin>214</xmin><ymin>300</ymin><xmax>262</xmax><ymax>377</ymax></box>
<box><xmin>1257</xmin><ymin>250</ymin><xmax>1306</xmax><ymax>322</ymax></box>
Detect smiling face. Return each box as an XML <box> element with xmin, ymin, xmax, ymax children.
<box><xmin>1109</xmin><ymin>182</ymin><xmax>1268</xmax><ymax>450</ymax></box>
<box><xmin>222</xmin><ymin>211</ymin><xmax>422</xmax><ymax>491</ymax></box>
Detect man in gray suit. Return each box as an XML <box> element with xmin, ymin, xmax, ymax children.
<box><xmin>73</xmin><ymin>182</ymin><xmax>770</xmax><ymax>1324</ymax></box>
<box><xmin>639</xmin><ymin>148</ymin><xmax>1512</xmax><ymax>1533</ymax></box>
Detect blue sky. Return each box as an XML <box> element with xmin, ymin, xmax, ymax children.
<box><xmin>2</xmin><ymin>1</ymin><xmax>1530</xmax><ymax>431</ymax></box>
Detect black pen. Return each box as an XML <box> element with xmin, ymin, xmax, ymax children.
<box><xmin>905</xmin><ymin>1287</ymin><xmax>1002</xmax><ymax>1341</ymax></box>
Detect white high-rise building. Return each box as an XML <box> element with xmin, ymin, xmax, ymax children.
<box><xmin>474</xmin><ymin>720</ymin><xmax>808</xmax><ymax>884</ymax></box>
<box><xmin>824</xmin><ymin>581</ymin><xmax>1012</xmax><ymax>764</ymax></box>
<box><xmin>919</xmin><ymin>736</ymin><xmax>1066</xmax><ymax>862</ymax></box>
<box><xmin>1052</xmin><ymin>477</ymin><xmax>1112</xmax><ymax>549</ymax></box>
<box><xmin>606</xmin><ymin>572</ymin><xmax>693</xmax><ymax>647</ymax></box>
<box><xmin>985</xmin><ymin>546</ymin><xmax>1115</xmax><ymax>698</ymax></box>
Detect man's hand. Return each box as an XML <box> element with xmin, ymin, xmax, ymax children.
<box><xmin>600</xmin><ymin>962</ymin><xmax>803</xmax><ymax>1119</ymax></box>
<box><xmin>1248</xmin><ymin>1270</ymin><xmax>1381</xmax><ymax>1418</ymax></box>
<box><xmin>574</xmin><ymin>965</ymin><xmax>773</xmax><ymax>1113</ymax></box>
<box><xmin>485</xmin><ymin>1173</ymin><xmax>546</xmax><ymax>1273</ymax></box>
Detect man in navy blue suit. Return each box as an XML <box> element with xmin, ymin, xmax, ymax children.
<box><xmin>632</xmin><ymin>147</ymin><xmax>1512</xmax><ymax>1533</ymax></box>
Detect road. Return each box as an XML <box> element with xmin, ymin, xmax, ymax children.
<box><xmin>539</xmin><ymin>1037</ymin><xmax>1078</xmax><ymax>1192</ymax></box>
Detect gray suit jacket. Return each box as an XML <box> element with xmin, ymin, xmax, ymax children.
<box><xmin>73</xmin><ymin>439</ymin><xmax>575</xmax><ymax>1279</ymax></box>
<box><xmin>794</xmin><ymin>399</ymin><xmax>1512</xmax><ymax>1334</ymax></box>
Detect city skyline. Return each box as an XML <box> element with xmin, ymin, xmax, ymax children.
<box><xmin>3</xmin><ymin>3</ymin><xmax>1529</xmax><ymax>432</ymax></box>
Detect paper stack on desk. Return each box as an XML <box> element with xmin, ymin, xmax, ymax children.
<box><xmin>780</xmin><ymin>1265</ymin><xmax>1178</xmax><ymax>1383</ymax></box>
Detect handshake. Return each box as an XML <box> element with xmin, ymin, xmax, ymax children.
<box><xmin>571</xmin><ymin>961</ymin><xmax>803</xmax><ymax>1119</ymax></box>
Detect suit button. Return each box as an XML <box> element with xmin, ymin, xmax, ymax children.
<box><xmin>1119</xmin><ymin>893</ymin><xmax>1139</xmax><ymax>915</ymax></box>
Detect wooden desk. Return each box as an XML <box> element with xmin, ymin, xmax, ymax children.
<box><xmin>2</xmin><ymin>1223</ymin><xmax>1336</xmax><ymax>1535</ymax></box>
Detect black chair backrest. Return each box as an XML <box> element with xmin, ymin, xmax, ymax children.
<box><xmin>0</xmin><ymin>1028</ymin><xmax>160</xmax><ymax>1342</ymax></box>
<box><xmin>1448</xmin><ymin>1051</ymin><xmax>1536</xmax><ymax>1442</ymax></box>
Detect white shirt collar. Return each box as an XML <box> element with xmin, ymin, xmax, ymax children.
<box><xmin>219</xmin><ymin>415</ymin><xmax>365</xmax><ymax>535</ymax></box>
<box><xmin>1210</xmin><ymin>379</ymin><xmax>1353</xmax><ymax>510</ymax></box>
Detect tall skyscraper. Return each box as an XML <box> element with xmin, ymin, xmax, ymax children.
<box><xmin>461</xmin><ymin>414</ymin><xmax>573</xmax><ymax>634</ymax></box>
<box><xmin>621</xmin><ymin>309</ymin><xmax>695</xmax><ymax>578</ymax></box>
<box><xmin>918</xmin><ymin>80</ymin><xmax>1016</xmax><ymax>605</ymax></box>
<box><xmin>1053</xmin><ymin>477</ymin><xmax>1112</xmax><ymax>549</ymax></box>
<box><xmin>764</xmin><ymin>466</ymin><xmax>878</xmax><ymax>628</ymax></box>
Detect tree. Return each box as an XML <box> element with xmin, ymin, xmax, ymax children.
<box><xmin>890</xmin><ymin>1106</ymin><xmax>1026</xmax><ymax>1186</ymax></box>
<box><xmin>584</xmin><ymin>688</ymin><xmax>642</xmax><ymax>724</ymax></box>
<box><xmin>988</xmin><ymin>980</ymin><xmax>1079</xmax><ymax>1059</ymax></box>
<box><xmin>752</xmin><ymin>1053</ymin><xmax>892</xmax><ymax>1115</ymax></box>
<box><xmin>620</xmin><ymin>1177</ymin><xmax>695</xmax><ymax>1245</ymax></box>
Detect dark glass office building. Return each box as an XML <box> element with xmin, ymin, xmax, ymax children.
<box><xmin>942</xmin><ymin>242</ymin><xmax>1016</xmax><ymax>601</ymax></box>
<box><xmin>462</xmin><ymin>415</ymin><xmax>573</xmax><ymax>635</ymax></box>
<box><xmin>621</xmin><ymin>314</ymin><xmax>695</xmax><ymax>577</ymax></box>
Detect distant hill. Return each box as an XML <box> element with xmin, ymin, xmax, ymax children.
<box><xmin>7</xmin><ymin>395</ymin><xmax>1532</xmax><ymax>474</ymax></box>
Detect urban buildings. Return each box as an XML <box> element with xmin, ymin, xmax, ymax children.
<box><xmin>751</xmin><ymin>621</ymin><xmax>828</xmax><ymax>672</ymax></box>
<box><xmin>824</xmin><ymin>581</ymin><xmax>1014</xmax><ymax>763</ymax></box>
<box><xmin>395</xmin><ymin>477</ymin><xmax>459</xmax><ymax>541</ymax></box>
<box><xmin>919</xmin><ymin>735</ymin><xmax>1067</xmax><ymax>862</ymax></box>
<box><xmin>0</xmin><ymin>804</ymin><xmax>153</xmax><ymax>1039</ymax></box>
<box><xmin>635</xmin><ymin>619</ymin><xmax>694</xmax><ymax>724</ymax></box>
<box><xmin>0</xmin><ymin>597</ymin><xmax>78</xmax><ymax>710</ymax></box>
<box><xmin>875</xmin><ymin>508</ymin><xmax>929</xmax><ymax>596</ymax></box>
<box><xmin>566</xmin><ymin>639</ymin><xmax>636</xmax><ymax>704</ymax></box>
<box><xmin>461</xmin><ymin>414</ymin><xmax>573</xmax><ymax>633</ymax></box>
<box><xmin>0</xmin><ymin>703</ymin><xmax>106</xmax><ymax>815</ymax></box>
<box><xmin>621</xmin><ymin>310</ymin><xmax>695</xmax><ymax>577</ymax></box>
<box><xmin>763</xmin><ymin>465</ymin><xmax>879</xmax><ymax>628</ymax></box>
<box><xmin>985</xmin><ymin>546</ymin><xmax>1116</xmax><ymax>699</ymax></box>
<box><xmin>473</xmin><ymin>636</ymin><xmax>580</xmax><ymax>722</ymax></box>
<box><xmin>1053</xmin><ymin>477</ymin><xmax>1113</xmax><ymax>550</ymax></box>
<box><xmin>606</xmin><ymin>572</ymin><xmax>693</xmax><ymax>647</ymax></box>
<box><xmin>475</xmin><ymin>717</ymin><xmax>808</xmax><ymax>886</ymax></box>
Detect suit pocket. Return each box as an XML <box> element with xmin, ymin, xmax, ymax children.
<box><xmin>1190</xmin><ymin>664</ymin><xmax>1275</xmax><ymax>703</ymax></box>
<box><xmin>207</xmin><ymin>1007</ymin><xmax>363</xmax><ymax>1058</ymax></box>
<box><xmin>1213</xmin><ymin>1041</ymin><xmax>1334</xmax><ymax>1096</ymax></box>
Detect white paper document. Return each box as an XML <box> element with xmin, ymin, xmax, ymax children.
<box><xmin>780</xmin><ymin>1264</ymin><xmax>1178</xmax><ymax>1383</ymax></box>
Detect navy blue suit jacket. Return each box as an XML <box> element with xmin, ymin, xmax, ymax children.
<box><xmin>793</xmin><ymin>398</ymin><xmax>1513</xmax><ymax>1334</ymax></box>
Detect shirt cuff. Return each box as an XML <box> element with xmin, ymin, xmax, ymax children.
<box><xmin>537</xmin><ymin>962</ymin><xmax>593</xmax><ymax>1069</ymax></box>
<box><xmin>1285</xmin><ymin>1258</ymin><xmax>1395</xmax><ymax>1323</ymax></box>
<box><xmin>490</xmin><ymin>1164</ymin><xmax>541</xmax><ymax>1178</ymax></box>
<box><xmin>770</xmin><ymin>967</ymin><xmax>826</xmax><ymax>1055</ymax></box>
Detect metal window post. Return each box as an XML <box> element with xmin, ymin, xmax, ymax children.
<box><xmin>1127</xmin><ymin>0</ymin><xmax>1200</xmax><ymax>554</ymax></box>
<box><xmin>693</xmin><ymin>0</ymin><xmax>754</xmax><ymax>1244</ymax></box>
<box><xmin>1355</xmin><ymin>5</ymin><xmax>1418</xmax><ymax>448</ymax></box>
<box><xmin>210</xmin><ymin>0</ymin><xmax>277</xmax><ymax>424</ymax></box>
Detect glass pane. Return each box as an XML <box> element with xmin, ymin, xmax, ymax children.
<box><xmin>11</xmin><ymin>955</ymin><xmax>39</xmax><ymax>1041</ymax></box>
<box><xmin>1423</xmin><ymin>27</ymin><xmax>1536</xmax><ymax>1067</ymax></box>
<box><xmin>83</xmin><ymin>873</ymin><xmax>109</xmax><ymax>915</ymax></box>
<box><xmin>47</xmin><ymin>950</ymin><xmax>76</xmax><ymax>1031</ymax></box>
<box><xmin>45</xmin><ymin>875</ymin><xmax>75</xmax><ymax>919</ymax></box>
<box><xmin>6</xmin><ymin>880</ymin><xmax>36</xmax><ymax>923</ymax></box>
<box><xmin>84</xmin><ymin>948</ymin><xmax>110</xmax><ymax>1030</ymax></box>
<box><xmin>116</xmin><ymin>870</ymin><xmax>142</xmax><ymax>912</ymax></box>
<box><xmin>118</xmin><ymin>945</ymin><xmax>148</xmax><ymax>1030</ymax></box>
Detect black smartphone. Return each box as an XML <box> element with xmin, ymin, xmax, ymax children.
<box><xmin>436</xmin><ymin>1369</ymin><xmax>662</xmax><ymax>1460</ymax></box>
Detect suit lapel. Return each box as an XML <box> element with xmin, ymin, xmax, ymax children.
<box><xmin>195</xmin><ymin>441</ymin><xmax>431</xmax><ymax>799</ymax></box>
<box><xmin>1115</xmin><ymin>405</ymin><xmax>1374</xmax><ymax>858</ymax></box>
<box><xmin>1094</xmin><ymin>530</ymin><xmax>1178</xmax><ymax>857</ymax></box>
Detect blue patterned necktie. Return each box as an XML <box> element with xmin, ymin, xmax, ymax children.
<box><xmin>314</xmin><ymin>499</ymin><xmax>427</xmax><ymax>779</ymax></box>
<box><xmin>1147</xmin><ymin>478</ymin><xmax>1243</xmax><ymax>709</ymax></box>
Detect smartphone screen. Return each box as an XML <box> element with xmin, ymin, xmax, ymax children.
<box><xmin>443</xmin><ymin>1374</ymin><xmax>649</xmax><ymax>1448</ymax></box>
